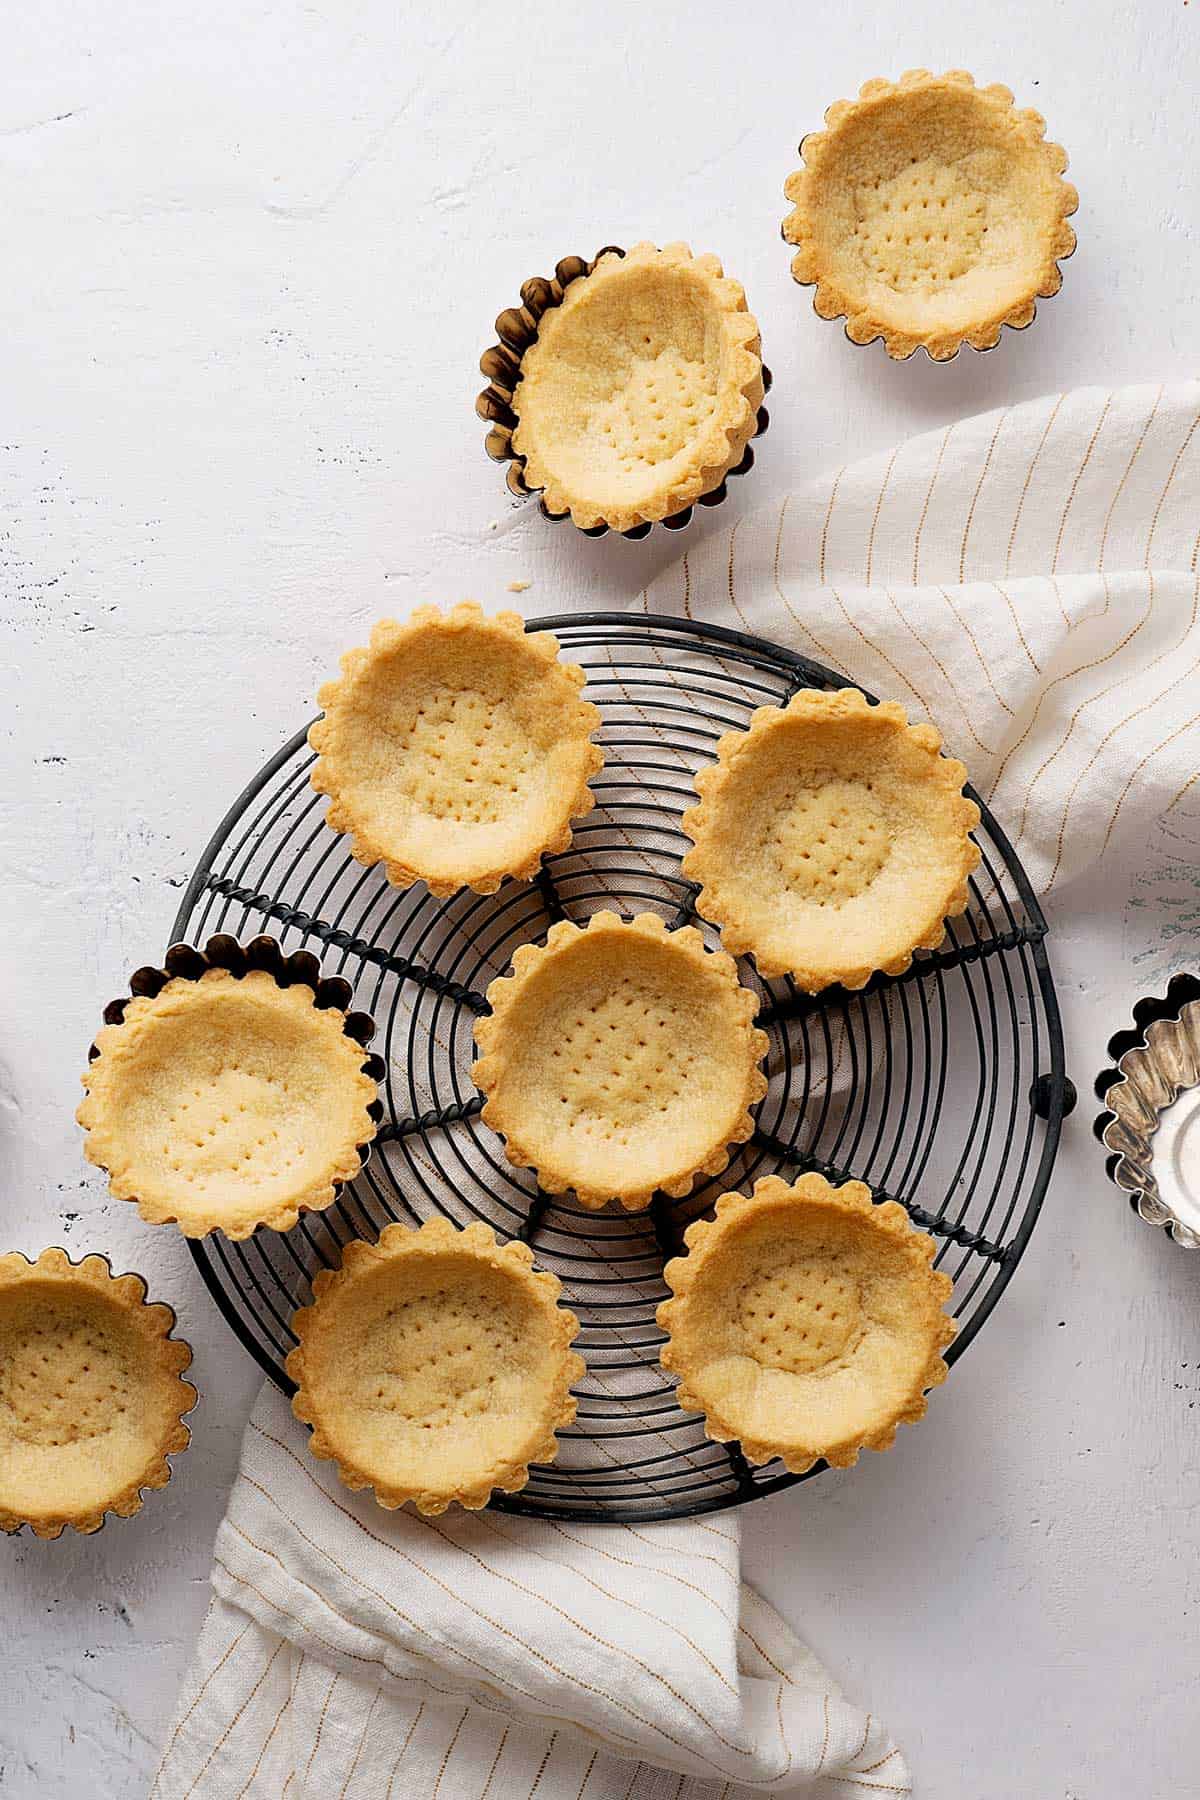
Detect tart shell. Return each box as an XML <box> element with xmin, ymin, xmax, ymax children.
<box><xmin>78</xmin><ymin>935</ymin><xmax>381</xmax><ymax>1240</ymax></box>
<box><xmin>309</xmin><ymin>604</ymin><xmax>603</xmax><ymax>897</ymax></box>
<box><xmin>472</xmin><ymin>911</ymin><xmax>769</xmax><ymax>1211</ymax></box>
<box><xmin>505</xmin><ymin>242</ymin><xmax>765</xmax><ymax>533</ymax></box>
<box><xmin>658</xmin><ymin>1174</ymin><xmax>956</xmax><ymax>1472</ymax></box>
<box><xmin>288</xmin><ymin>1217</ymin><xmax>584</xmax><ymax>1514</ymax></box>
<box><xmin>0</xmin><ymin>1248</ymin><xmax>196</xmax><ymax>1539</ymax></box>
<box><xmin>479</xmin><ymin>246</ymin><xmax>771</xmax><ymax>540</ymax></box>
<box><xmin>682</xmin><ymin>688</ymin><xmax>980</xmax><ymax>991</ymax></box>
<box><xmin>783</xmin><ymin>69</ymin><xmax>1078</xmax><ymax>361</ymax></box>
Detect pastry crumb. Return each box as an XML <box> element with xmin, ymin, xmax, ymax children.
<box><xmin>506</xmin><ymin>579</ymin><xmax>533</xmax><ymax>593</ymax></box>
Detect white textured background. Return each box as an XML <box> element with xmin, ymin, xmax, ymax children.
<box><xmin>3</xmin><ymin>3</ymin><xmax>1199</xmax><ymax>1795</ymax></box>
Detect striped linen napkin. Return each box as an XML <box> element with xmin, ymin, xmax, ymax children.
<box><xmin>632</xmin><ymin>380</ymin><xmax>1200</xmax><ymax>898</ymax></box>
<box><xmin>152</xmin><ymin>1385</ymin><xmax>903</xmax><ymax>1798</ymax></box>
<box><xmin>154</xmin><ymin>380</ymin><xmax>1200</xmax><ymax>1798</ymax></box>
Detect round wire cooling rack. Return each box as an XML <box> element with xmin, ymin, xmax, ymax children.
<box><xmin>173</xmin><ymin>610</ymin><xmax>1070</xmax><ymax>1524</ymax></box>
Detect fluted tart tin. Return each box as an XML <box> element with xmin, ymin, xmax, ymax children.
<box><xmin>478</xmin><ymin>243</ymin><xmax>771</xmax><ymax>539</ymax></box>
<box><xmin>80</xmin><ymin>933</ymin><xmax>386</xmax><ymax>1237</ymax></box>
<box><xmin>1094</xmin><ymin>973</ymin><xmax>1200</xmax><ymax>1248</ymax></box>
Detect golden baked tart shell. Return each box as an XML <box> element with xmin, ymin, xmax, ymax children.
<box><xmin>310</xmin><ymin>604</ymin><xmax>603</xmax><ymax>897</ymax></box>
<box><xmin>783</xmin><ymin>69</ymin><xmax>1077</xmax><ymax>361</ymax></box>
<box><xmin>0</xmin><ymin>1249</ymin><xmax>195</xmax><ymax>1539</ymax></box>
<box><xmin>659</xmin><ymin>1175</ymin><xmax>955</xmax><ymax>1472</ymax></box>
<box><xmin>472</xmin><ymin>911</ymin><xmax>768</xmax><ymax>1211</ymax></box>
<box><xmin>510</xmin><ymin>241</ymin><xmax>764</xmax><ymax>532</ymax></box>
<box><xmin>682</xmin><ymin>688</ymin><xmax>980</xmax><ymax>991</ymax></box>
<box><xmin>78</xmin><ymin>964</ymin><xmax>378</xmax><ymax>1239</ymax></box>
<box><xmin>478</xmin><ymin>247</ymin><xmax>771</xmax><ymax>538</ymax></box>
<box><xmin>288</xmin><ymin>1218</ymin><xmax>584</xmax><ymax>1514</ymax></box>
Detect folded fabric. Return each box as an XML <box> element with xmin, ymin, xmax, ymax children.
<box><xmin>629</xmin><ymin>380</ymin><xmax>1200</xmax><ymax>896</ymax></box>
<box><xmin>151</xmin><ymin>1384</ymin><xmax>905</xmax><ymax>1798</ymax></box>
<box><xmin>156</xmin><ymin>379</ymin><xmax>1200</xmax><ymax>1799</ymax></box>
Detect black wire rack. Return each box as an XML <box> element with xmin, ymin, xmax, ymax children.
<box><xmin>173</xmin><ymin>611</ymin><xmax>1069</xmax><ymax>1523</ymax></box>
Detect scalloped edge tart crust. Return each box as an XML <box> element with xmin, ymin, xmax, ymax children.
<box><xmin>0</xmin><ymin>1249</ymin><xmax>195</xmax><ymax>1538</ymax></box>
<box><xmin>783</xmin><ymin>69</ymin><xmax>1077</xmax><ymax>361</ymax></box>
<box><xmin>78</xmin><ymin>967</ymin><xmax>377</xmax><ymax>1240</ymax></box>
<box><xmin>309</xmin><ymin>603</ymin><xmax>603</xmax><ymax>897</ymax></box>
<box><xmin>511</xmin><ymin>242</ymin><xmax>764</xmax><ymax>530</ymax></box>
<box><xmin>288</xmin><ymin>1218</ymin><xmax>584</xmax><ymax>1514</ymax></box>
<box><xmin>472</xmin><ymin>910</ymin><xmax>768</xmax><ymax>1211</ymax></box>
<box><xmin>658</xmin><ymin>1174</ymin><xmax>956</xmax><ymax>1472</ymax></box>
<box><xmin>682</xmin><ymin>688</ymin><xmax>980</xmax><ymax>992</ymax></box>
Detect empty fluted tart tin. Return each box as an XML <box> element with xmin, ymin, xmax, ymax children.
<box><xmin>1094</xmin><ymin>973</ymin><xmax>1200</xmax><ymax>1248</ymax></box>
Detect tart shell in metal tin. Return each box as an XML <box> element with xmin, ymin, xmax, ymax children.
<box><xmin>477</xmin><ymin>246</ymin><xmax>771</xmax><ymax>538</ymax></box>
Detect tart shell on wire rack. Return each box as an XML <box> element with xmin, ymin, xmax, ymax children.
<box><xmin>173</xmin><ymin>611</ymin><xmax>1069</xmax><ymax>1524</ymax></box>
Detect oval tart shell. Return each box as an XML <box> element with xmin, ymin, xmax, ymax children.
<box><xmin>511</xmin><ymin>241</ymin><xmax>764</xmax><ymax>531</ymax></box>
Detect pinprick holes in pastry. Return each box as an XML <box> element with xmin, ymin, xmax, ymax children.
<box><xmin>377</xmin><ymin>680</ymin><xmax>541</xmax><ymax>827</ymax></box>
<box><xmin>853</xmin><ymin>160</ymin><xmax>988</xmax><ymax>293</ymax></box>
<box><xmin>734</xmin><ymin>1255</ymin><xmax>862</xmax><ymax>1377</ymax></box>
<box><xmin>489</xmin><ymin>887</ymin><xmax>765</xmax><ymax>1197</ymax></box>
<box><xmin>0</xmin><ymin>1302</ymin><xmax>138</xmax><ymax>1448</ymax></box>
<box><xmin>771</xmin><ymin>778</ymin><xmax>891</xmax><ymax>906</ymax></box>
<box><xmin>561</xmin><ymin>321</ymin><xmax>723</xmax><ymax>478</ymax></box>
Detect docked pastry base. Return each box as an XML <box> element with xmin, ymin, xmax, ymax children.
<box><xmin>288</xmin><ymin>1218</ymin><xmax>584</xmax><ymax>1514</ymax></box>
<box><xmin>496</xmin><ymin>241</ymin><xmax>765</xmax><ymax>533</ymax></box>
<box><xmin>78</xmin><ymin>936</ymin><xmax>380</xmax><ymax>1239</ymax></box>
<box><xmin>0</xmin><ymin>1249</ymin><xmax>195</xmax><ymax>1538</ymax></box>
<box><xmin>783</xmin><ymin>69</ymin><xmax>1077</xmax><ymax>361</ymax></box>
<box><xmin>658</xmin><ymin>1175</ymin><xmax>955</xmax><ymax>1472</ymax></box>
<box><xmin>309</xmin><ymin>604</ymin><xmax>603</xmax><ymax>896</ymax></box>
<box><xmin>683</xmin><ymin>687</ymin><xmax>980</xmax><ymax>991</ymax></box>
<box><xmin>472</xmin><ymin>910</ymin><xmax>768</xmax><ymax>1211</ymax></box>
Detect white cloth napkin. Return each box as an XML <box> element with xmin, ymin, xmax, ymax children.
<box><xmin>152</xmin><ymin>1385</ymin><xmax>901</xmax><ymax>1799</ymax></box>
<box><xmin>154</xmin><ymin>379</ymin><xmax>1200</xmax><ymax>1799</ymax></box>
<box><xmin>628</xmin><ymin>379</ymin><xmax>1200</xmax><ymax>897</ymax></box>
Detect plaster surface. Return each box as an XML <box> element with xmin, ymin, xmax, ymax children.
<box><xmin>2</xmin><ymin>4</ymin><xmax>1198</xmax><ymax>1795</ymax></box>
